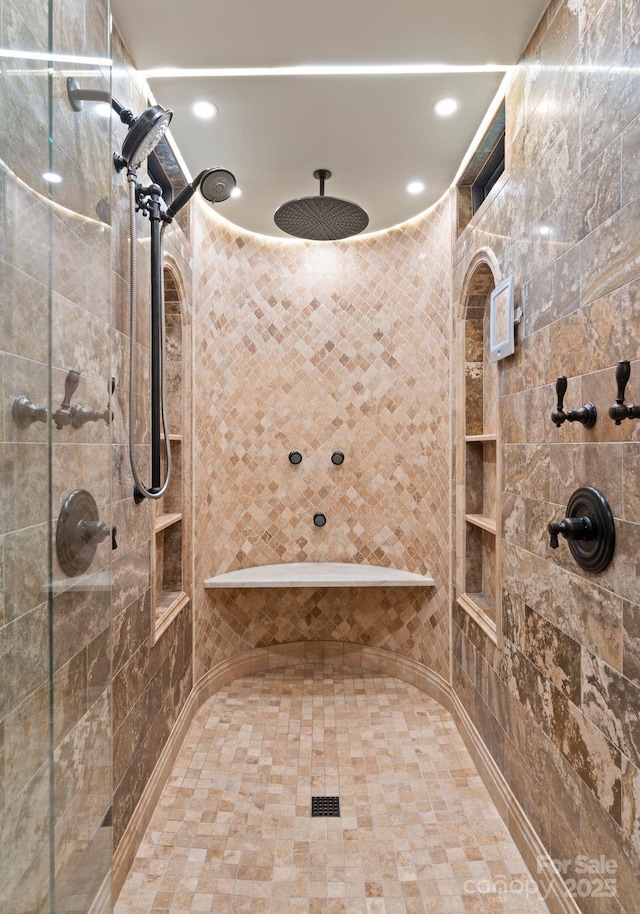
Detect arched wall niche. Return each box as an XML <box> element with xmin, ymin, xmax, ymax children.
<box><xmin>149</xmin><ymin>260</ymin><xmax>193</xmax><ymax>644</ymax></box>
<box><xmin>455</xmin><ymin>247</ymin><xmax>503</xmax><ymax>644</ymax></box>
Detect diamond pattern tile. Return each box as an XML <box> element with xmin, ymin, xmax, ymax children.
<box><xmin>192</xmin><ymin>200</ymin><xmax>453</xmax><ymax>681</ymax></box>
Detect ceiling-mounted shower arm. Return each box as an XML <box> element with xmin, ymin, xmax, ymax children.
<box><xmin>314</xmin><ymin>168</ymin><xmax>331</xmax><ymax>196</ymax></box>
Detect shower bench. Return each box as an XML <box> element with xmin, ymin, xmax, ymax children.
<box><xmin>203</xmin><ymin>562</ymin><xmax>435</xmax><ymax>588</ymax></box>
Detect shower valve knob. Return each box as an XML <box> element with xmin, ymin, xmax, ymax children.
<box><xmin>551</xmin><ymin>375</ymin><xmax>596</xmax><ymax>428</ymax></box>
<box><xmin>56</xmin><ymin>489</ymin><xmax>109</xmax><ymax>577</ymax></box>
<box><xmin>548</xmin><ymin>516</ymin><xmax>594</xmax><ymax>549</ymax></box>
<box><xmin>551</xmin><ymin>376</ymin><xmax>568</xmax><ymax>426</ymax></box>
<box><xmin>609</xmin><ymin>360</ymin><xmax>640</xmax><ymax>424</ymax></box>
<box><xmin>547</xmin><ymin>487</ymin><xmax>615</xmax><ymax>573</ymax></box>
<box><xmin>12</xmin><ymin>395</ymin><xmax>48</xmax><ymax>428</ymax></box>
<box><xmin>52</xmin><ymin>370</ymin><xmax>81</xmax><ymax>428</ymax></box>
<box><xmin>77</xmin><ymin>519</ymin><xmax>110</xmax><ymax>545</ymax></box>
<box><xmin>70</xmin><ymin>403</ymin><xmax>110</xmax><ymax>429</ymax></box>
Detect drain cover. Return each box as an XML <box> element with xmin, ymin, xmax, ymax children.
<box><xmin>311</xmin><ymin>796</ymin><xmax>340</xmax><ymax>817</ymax></box>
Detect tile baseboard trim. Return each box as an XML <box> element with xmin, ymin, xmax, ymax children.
<box><xmin>113</xmin><ymin>640</ymin><xmax>579</xmax><ymax>914</ymax></box>
<box><xmin>448</xmin><ymin>688</ymin><xmax>581</xmax><ymax>914</ymax></box>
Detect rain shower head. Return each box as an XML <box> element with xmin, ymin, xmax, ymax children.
<box><xmin>165</xmin><ymin>167</ymin><xmax>237</xmax><ymax>220</ymax></box>
<box><xmin>120</xmin><ymin>105</ymin><xmax>172</xmax><ymax>168</ymax></box>
<box><xmin>274</xmin><ymin>169</ymin><xmax>369</xmax><ymax>241</ymax></box>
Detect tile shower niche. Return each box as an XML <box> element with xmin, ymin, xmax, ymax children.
<box><xmin>457</xmin><ymin>265</ymin><xmax>501</xmax><ymax>641</ymax></box>
<box><xmin>151</xmin><ymin>267</ymin><xmax>191</xmax><ymax>642</ymax></box>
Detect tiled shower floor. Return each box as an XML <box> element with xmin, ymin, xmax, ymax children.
<box><xmin>115</xmin><ymin>664</ymin><xmax>551</xmax><ymax>914</ymax></box>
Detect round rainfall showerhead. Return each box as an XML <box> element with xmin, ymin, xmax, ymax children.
<box><xmin>200</xmin><ymin>167</ymin><xmax>236</xmax><ymax>203</ymax></box>
<box><xmin>274</xmin><ymin>169</ymin><xmax>369</xmax><ymax>241</ymax></box>
<box><xmin>120</xmin><ymin>104</ymin><xmax>172</xmax><ymax>168</ymax></box>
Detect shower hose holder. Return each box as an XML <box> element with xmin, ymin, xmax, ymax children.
<box><xmin>548</xmin><ymin>486</ymin><xmax>615</xmax><ymax>573</ymax></box>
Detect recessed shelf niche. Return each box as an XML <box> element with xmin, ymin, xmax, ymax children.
<box><xmin>456</xmin><ymin>255</ymin><xmax>502</xmax><ymax>643</ymax></box>
<box><xmin>151</xmin><ymin>267</ymin><xmax>191</xmax><ymax>643</ymax></box>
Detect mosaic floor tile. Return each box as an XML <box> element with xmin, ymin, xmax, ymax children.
<box><xmin>115</xmin><ymin>664</ymin><xmax>550</xmax><ymax>914</ymax></box>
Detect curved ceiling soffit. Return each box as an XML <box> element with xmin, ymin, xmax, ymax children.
<box><xmin>193</xmin><ymin>184</ymin><xmax>454</xmax><ymax>250</ymax></box>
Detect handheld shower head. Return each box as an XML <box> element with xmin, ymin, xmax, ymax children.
<box><xmin>165</xmin><ymin>167</ymin><xmax>237</xmax><ymax>220</ymax></box>
<box><xmin>120</xmin><ymin>105</ymin><xmax>172</xmax><ymax>168</ymax></box>
<box><xmin>200</xmin><ymin>168</ymin><xmax>236</xmax><ymax>203</ymax></box>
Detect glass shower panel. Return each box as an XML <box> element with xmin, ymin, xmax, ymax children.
<box><xmin>1</xmin><ymin>1</ymin><xmax>113</xmax><ymax>912</ymax></box>
<box><xmin>1</xmin><ymin>4</ymin><xmax>57</xmax><ymax>910</ymax></box>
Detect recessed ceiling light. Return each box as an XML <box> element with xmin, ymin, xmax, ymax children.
<box><xmin>230</xmin><ymin>186</ymin><xmax>242</xmax><ymax>198</ymax></box>
<box><xmin>406</xmin><ymin>181</ymin><xmax>425</xmax><ymax>195</ymax></box>
<box><xmin>191</xmin><ymin>100</ymin><xmax>218</xmax><ymax>120</ymax></box>
<box><xmin>42</xmin><ymin>172</ymin><xmax>62</xmax><ymax>183</ymax></box>
<box><xmin>433</xmin><ymin>97</ymin><xmax>460</xmax><ymax>117</ymax></box>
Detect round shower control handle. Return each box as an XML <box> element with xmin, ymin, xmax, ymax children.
<box><xmin>56</xmin><ymin>489</ymin><xmax>109</xmax><ymax>577</ymax></box>
<box><xmin>77</xmin><ymin>519</ymin><xmax>110</xmax><ymax>545</ymax></box>
<box><xmin>547</xmin><ymin>486</ymin><xmax>615</xmax><ymax>573</ymax></box>
<box><xmin>289</xmin><ymin>451</ymin><xmax>303</xmax><ymax>465</ymax></box>
<box><xmin>548</xmin><ymin>516</ymin><xmax>594</xmax><ymax>549</ymax></box>
<box><xmin>331</xmin><ymin>451</ymin><xmax>344</xmax><ymax>465</ymax></box>
<box><xmin>313</xmin><ymin>513</ymin><xmax>327</xmax><ymax>528</ymax></box>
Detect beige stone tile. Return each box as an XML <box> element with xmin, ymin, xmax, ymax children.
<box><xmin>114</xmin><ymin>664</ymin><xmax>549</xmax><ymax>914</ymax></box>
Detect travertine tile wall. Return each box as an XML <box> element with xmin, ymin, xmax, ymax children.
<box><xmin>452</xmin><ymin>2</ymin><xmax>640</xmax><ymax>912</ymax></box>
<box><xmin>192</xmin><ymin>203</ymin><xmax>452</xmax><ymax>682</ymax></box>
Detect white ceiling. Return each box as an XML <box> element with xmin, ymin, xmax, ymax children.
<box><xmin>112</xmin><ymin>0</ymin><xmax>548</xmax><ymax>238</ymax></box>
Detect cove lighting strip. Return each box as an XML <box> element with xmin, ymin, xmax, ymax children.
<box><xmin>0</xmin><ymin>49</ymin><xmax>112</xmax><ymax>67</ymax></box>
<box><xmin>142</xmin><ymin>63</ymin><xmax>511</xmax><ymax>79</ymax></box>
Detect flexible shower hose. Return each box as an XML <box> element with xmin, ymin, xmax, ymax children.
<box><xmin>127</xmin><ymin>172</ymin><xmax>171</xmax><ymax>499</ymax></box>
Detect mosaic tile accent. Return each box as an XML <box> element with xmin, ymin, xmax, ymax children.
<box><xmin>115</xmin><ymin>664</ymin><xmax>551</xmax><ymax>914</ymax></box>
<box><xmin>192</xmin><ymin>200</ymin><xmax>453</xmax><ymax>682</ymax></box>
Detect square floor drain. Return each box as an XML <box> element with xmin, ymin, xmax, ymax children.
<box><xmin>311</xmin><ymin>796</ymin><xmax>340</xmax><ymax>817</ymax></box>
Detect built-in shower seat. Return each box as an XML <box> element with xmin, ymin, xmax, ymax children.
<box><xmin>204</xmin><ymin>561</ymin><xmax>435</xmax><ymax>588</ymax></box>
